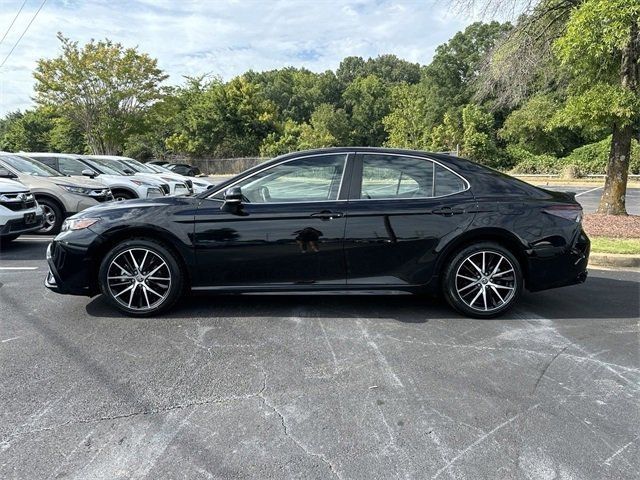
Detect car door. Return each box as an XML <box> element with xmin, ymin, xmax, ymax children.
<box><xmin>344</xmin><ymin>153</ymin><xmax>476</xmax><ymax>286</ymax></box>
<box><xmin>192</xmin><ymin>153</ymin><xmax>352</xmax><ymax>288</ymax></box>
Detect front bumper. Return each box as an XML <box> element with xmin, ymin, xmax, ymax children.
<box><xmin>525</xmin><ymin>229</ymin><xmax>590</xmax><ymax>292</ymax></box>
<box><xmin>44</xmin><ymin>230</ymin><xmax>103</xmax><ymax>296</ymax></box>
<box><xmin>0</xmin><ymin>209</ymin><xmax>44</xmax><ymax>237</ymax></box>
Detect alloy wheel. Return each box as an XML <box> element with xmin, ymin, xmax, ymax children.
<box><xmin>455</xmin><ymin>250</ymin><xmax>516</xmax><ymax>312</ymax></box>
<box><xmin>40</xmin><ymin>204</ymin><xmax>57</xmax><ymax>233</ymax></box>
<box><xmin>106</xmin><ymin>248</ymin><xmax>172</xmax><ymax>311</ymax></box>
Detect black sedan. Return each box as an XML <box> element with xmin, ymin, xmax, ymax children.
<box><xmin>44</xmin><ymin>148</ymin><xmax>589</xmax><ymax>318</ymax></box>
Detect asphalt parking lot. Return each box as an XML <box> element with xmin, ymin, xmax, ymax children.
<box><xmin>1</xmin><ymin>237</ymin><xmax>638</xmax><ymax>479</ymax></box>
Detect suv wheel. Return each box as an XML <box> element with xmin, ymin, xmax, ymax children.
<box><xmin>98</xmin><ymin>238</ymin><xmax>183</xmax><ymax>316</ymax></box>
<box><xmin>443</xmin><ymin>242</ymin><xmax>523</xmax><ymax>318</ymax></box>
<box><xmin>37</xmin><ymin>199</ymin><xmax>63</xmax><ymax>234</ymax></box>
<box><xmin>113</xmin><ymin>191</ymin><xmax>134</xmax><ymax>201</ymax></box>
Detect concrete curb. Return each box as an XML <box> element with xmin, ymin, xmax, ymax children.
<box><xmin>589</xmin><ymin>253</ymin><xmax>640</xmax><ymax>268</ymax></box>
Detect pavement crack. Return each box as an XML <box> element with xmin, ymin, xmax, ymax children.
<box><xmin>532</xmin><ymin>345</ymin><xmax>569</xmax><ymax>394</ymax></box>
<box><xmin>257</xmin><ymin>372</ymin><xmax>343</xmax><ymax>479</ymax></box>
<box><xmin>1</xmin><ymin>391</ymin><xmax>262</xmax><ymax>449</ymax></box>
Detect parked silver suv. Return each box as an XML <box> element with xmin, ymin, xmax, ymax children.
<box><xmin>0</xmin><ymin>153</ymin><xmax>113</xmax><ymax>234</ymax></box>
<box><xmin>23</xmin><ymin>153</ymin><xmax>165</xmax><ymax>201</ymax></box>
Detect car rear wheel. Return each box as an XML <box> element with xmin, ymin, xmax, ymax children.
<box><xmin>37</xmin><ymin>198</ymin><xmax>63</xmax><ymax>234</ymax></box>
<box><xmin>443</xmin><ymin>242</ymin><xmax>522</xmax><ymax>318</ymax></box>
<box><xmin>98</xmin><ymin>238</ymin><xmax>183</xmax><ymax>316</ymax></box>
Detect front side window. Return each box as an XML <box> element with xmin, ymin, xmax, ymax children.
<box><xmin>220</xmin><ymin>154</ymin><xmax>347</xmax><ymax>203</ymax></box>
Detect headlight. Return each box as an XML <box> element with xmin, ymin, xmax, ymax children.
<box><xmin>61</xmin><ymin>217</ymin><xmax>100</xmax><ymax>232</ymax></box>
<box><xmin>57</xmin><ymin>184</ymin><xmax>92</xmax><ymax>195</ymax></box>
<box><xmin>131</xmin><ymin>180</ymin><xmax>152</xmax><ymax>186</ymax></box>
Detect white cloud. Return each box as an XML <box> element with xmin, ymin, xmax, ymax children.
<box><xmin>0</xmin><ymin>0</ymin><xmax>477</xmax><ymax>114</ymax></box>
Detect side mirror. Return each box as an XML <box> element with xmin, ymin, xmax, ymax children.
<box><xmin>0</xmin><ymin>167</ymin><xmax>17</xmax><ymax>179</ymax></box>
<box><xmin>81</xmin><ymin>169</ymin><xmax>96</xmax><ymax>178</ymax></box>
<box><xmin>123</xmin><ymin>169</ymin><xmax>134</xmax><ymax>175</ymax></box>
<box><xmin>223</xmin><ymin>186</ymin><xmax>243</xmax><ymax>203</ymax></box>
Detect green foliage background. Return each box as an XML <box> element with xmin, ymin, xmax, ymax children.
<box><xmin>1</xmin><ymin>8</ymin><xmax>638</xmax><ymax>177</ymax></box>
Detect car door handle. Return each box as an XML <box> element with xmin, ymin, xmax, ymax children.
<box><xmin>431</xmin><ymin>207</ymin><xmax>464</xmax><ymax>216</ymax></box>
<box><xmin>310</xmin><ymin>211</ymin><xmax>344</xmax><ymax>220</ymax></box>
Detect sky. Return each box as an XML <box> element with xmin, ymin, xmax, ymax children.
<box><xmin>0</xmin><ymin>0</ymin><xmax>482</xmax><ymax>115</ymax></box>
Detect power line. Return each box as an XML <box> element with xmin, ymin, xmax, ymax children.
<box><xmin>0</xmin><ymin>0</ymin><xmax>28</xmax><ymax>47</ymax></box>
<box><xmin>0</xmin><ymin>0</ymin><xmax>48</xmax><ymax>70</ymax></box>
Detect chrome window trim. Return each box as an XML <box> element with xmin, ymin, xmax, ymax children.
<box><xmin>205</xmin><ymin>151</ymin><xmax>471</xmax><ymax>205</ymax></box>
<box><xmin>206</xmin><ymin>152</ymin><xmax>353</xmax><ymax>204</ymax></box>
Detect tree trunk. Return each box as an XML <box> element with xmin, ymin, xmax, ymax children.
<box><xmin>597</xmin><ymin>20</ymin><xmax>639</xmax><ymax>215</ymax></box>
<box><xmin>597</xmin><ymin>123</ymin><xmax>632</xmax><ymax>214</ymax></box>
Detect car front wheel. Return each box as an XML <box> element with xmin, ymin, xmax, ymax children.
<box><xmin>98</xmin><ymin>238</ymin><xmax>184</xmax><ymax>316</ymax></box>
<box><xmin>443</xmin><ymin>242</ymin><xmax>523</xmax><ymax>318</ymax></box>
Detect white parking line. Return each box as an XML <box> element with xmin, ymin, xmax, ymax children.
<box><xmin>575</xmin><ymin>186</ymin><xmax>603</xmax><ymax>197</ymax></box>
<box><xmin>0</xmin><ymin>267</ymin><xmax>39</xmax><ymax>270</ymax></box>
<box><xmin>17</xmin><ymin>237</ymin><xmax>53</xmax><ymax>241</ymax></box>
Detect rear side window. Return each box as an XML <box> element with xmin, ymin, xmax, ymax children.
<box><xmin>360</xmin><ymin>155</ymin><xmax>433</xmax><ymax>199</ymax></box>
<box><xmin>359</xmin><ymin>154</ymin><xmax>467</xmax><ymax>199</ymax></box>
<box><xmin>58</xmin><ymin>157</ymin><xmax>88</xmax><ymax>176</ymax></box>
<box><xmin>435</xmin><ymin>164</ymin><xmax>467</xmax><ymax>196</ymax></box>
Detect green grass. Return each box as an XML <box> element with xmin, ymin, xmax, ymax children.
<box><xmin>590</xmin><ymin>237</ymin><xmax>640</xmax><ymax>255</ymax></box>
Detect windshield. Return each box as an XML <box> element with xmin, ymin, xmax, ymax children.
<box><xmin>1</xmin><ymin>154</ymin><xmax>60</xmax><ymax>177</ymax></box>
<box><xmin>121</xmin><ymin>159</ymin><xmax>155</xmax><ymax>174</ymax></box>
<box><xmin>84</xmin><ymin>157</ymin><xmax>129</xmax><ymax>175</ymax></box>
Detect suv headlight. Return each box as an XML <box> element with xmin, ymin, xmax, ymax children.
<box><xmin>57</xmin><ymin>184</ymin><xmax>93</xmax><ymax>195</ymax></box>
<box><xmin>61</xmin><ymin>217</ymin><xmax>100</xmax><ymax>231</ymax></box>
<box><xmin>131</xmin><ymin>179</ymin><xmax>152</xmax><ymax>186</ymax></box>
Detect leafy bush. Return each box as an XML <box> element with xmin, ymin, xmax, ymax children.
<box><xmin>561</xmin><ymin>137</ymin><xmax>640</xmax><ymax>175</ymax></box>
<box><xmin>506</xmin><ymin>145</ymin><xmax>560</xmax><ymax>174</ymax></box>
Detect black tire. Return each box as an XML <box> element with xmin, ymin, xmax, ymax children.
<box><xmin>442</xmin><ymin>242</ymin><xmax>523</xmax><ymax>318</ymax></box>
<box><xmin>36</xmin><ymin>198</ymin><xmax>64</xmax><ymax>235</ymax></box>
<box><xmin>98</xmin><ymin>238</ymin><xmax>184</xmax><ymax>316</ymax></box>
<box><xmin>112</xmin><ymin>190</ymin><xmax>135</xmax><ymax>201</ymax></box>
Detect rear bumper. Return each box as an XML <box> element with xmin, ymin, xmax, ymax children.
<box><xmin>525</xmin><ymin>229</ymin><xmax>590</xmax><ymax>292</ymax></box>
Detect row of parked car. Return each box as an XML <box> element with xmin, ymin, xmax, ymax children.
<box><xmin>0</xmin><ymin>152</ymin><xmax>214</xmax><ymax>241</ymax></box>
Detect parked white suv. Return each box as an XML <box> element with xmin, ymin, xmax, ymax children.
<box><xmin>0</xmin><ymin>175</ymin><xmax>44</xmax><ymax>243</ymax></box>
<box><xmin>87</xmin><ymin>156</ymin><xmax>190</xmax><ymax>196</ymax></box>
<box><xmin>23</xmin><ymin>153</ymin><xmax>165</xmax><ymax>201</ymax></box>
<box><xmin>0</xmin><ymin>153</ymin><xmax>113</xmax><ymax>234</ymax></box>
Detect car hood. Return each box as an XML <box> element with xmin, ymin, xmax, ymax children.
<box><xmin>72</xmin><ymin>195</ymin><xmax>198</xmax><ymax>218</ymax></box>
<box><xmin>0</xmin><ymin>178</ymin><xmax>29</xmax><ymax>193</ymax></box>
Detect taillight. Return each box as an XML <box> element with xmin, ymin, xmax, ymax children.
<box><xmin>543</xmin><ymin>205</ymin><xmax>582</xmax><ymax>223</ymax></box>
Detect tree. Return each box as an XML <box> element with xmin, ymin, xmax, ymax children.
<box><xmin>259</xmin><ymin>120</ymin><xmax>305</xmax><ymax>157</ymax></box>
<box><xmin>383</xmin><ymin>83</ymin><xmax>434</xmax><ymax>149</ymax></box>
<box><xmin>298</xmin><ymin>103</ymin><xmax>350</xmax><ymax>149</ymax></box>
<box><xmin>33</xmin><ymin>33</ymin><xmax>167</xmax><ymax>155</ymax></box>
<box><xmin>245</xmin><ymin>68</ymin><xmax>340</xmax><ymax>123</ymax></box>
<box><xmin>430</xmin><ymin>109</ymin><xmax>464</xmax><ymax>152</ymax></box>
<box><xmin>462</xmin><ymin>104</ymin><xmax>500</xmax><ymax>165</ymax></box>
<box><xmin>336</xmin><ymin>54</ymin><xmax>421</xmax><ymax>87</ymax></box>
<box><xmin>458</xmin><ymin>0</ymin><xmax>639</xmax><ymax>214</ymax></box>
<box><xmin>342</xmin><ymin>75</ymin><xmax>390</xmax><ymax>146</ymax></box>
<box><xmin>167</xmin><ymin>76</ymin><xmax>278</xmax><ymax>157</ymax></box>
<box><xmin>499</xmin><ymin>93</ymin><xmax>581</xmax><ymax>155</ymax></box>
<box><xmin>424</xmin><ymin>21</ymin><xmax>512</xmax><ymax>110</ymax></box>
<box><xmin>553</xmin><ymin>0</ymin><xmax>640</xmax><ymax>214</ymax></box>
<box><xmin>0</xmin><ymin>109</ymin><xmax>52</xmax><ymax>152</ymax></box>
